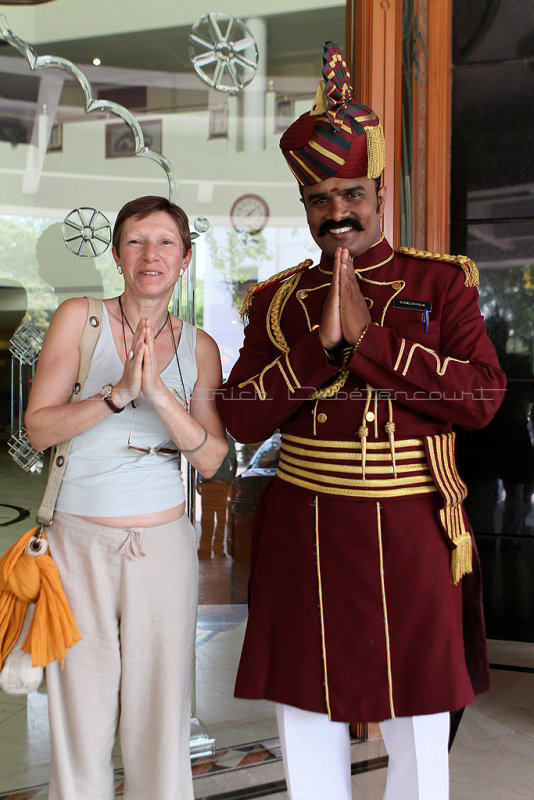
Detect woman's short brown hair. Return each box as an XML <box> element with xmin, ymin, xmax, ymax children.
<box><xmin>113</xmin><ymin>196</ymin><xmax>191</xmax><ymax>256</ymax></box>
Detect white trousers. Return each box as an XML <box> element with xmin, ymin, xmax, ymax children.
<box><xmin>276</xmin><ymin>703</ymin><xmax>450</xmax><ymax>800</ymax></box>
<box><xmin>46</xmin><ymin>512</ymin><xmax>198</xmax><ymax>800</ymax></box>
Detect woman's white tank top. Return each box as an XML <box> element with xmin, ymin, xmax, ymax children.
<box><xmin>56</xmin><ymin>305</ymin><xmax>198</xmax><ymax>517</ymax></box>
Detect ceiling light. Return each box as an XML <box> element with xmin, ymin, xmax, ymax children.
<box><xmin>92</xmin><ymin>57</ymin><xmax>101</xmax><ymax>66</ymax></box>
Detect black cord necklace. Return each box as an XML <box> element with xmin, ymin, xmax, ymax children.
<box><xmin>117</xmin><ymin>295</ymin><xmax>188</xmax><ymax>413</ymax></box>
<box><xmin>169</xmin><ymin>316</ymin><xmax>189</xmax><ymax>413</ymax></box>
<box><xmin>118</xmin><ymin>294</ymin><xmax>168</xmax><ymax>342</ymax></box>
<box><xmin>118</xmin><ymin>295</ymin><xmax>167</xmax><ymax>409</ymax></box>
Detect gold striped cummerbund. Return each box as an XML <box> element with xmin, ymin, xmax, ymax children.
<box><xmin>276</xmin><ymin>433</ymin><xmax>438</xmax><ymax>499</ymax></box>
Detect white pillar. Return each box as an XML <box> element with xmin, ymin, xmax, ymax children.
<box><xmin>23</xmin><ymin>72</ymin><xmax>64</xmax><ymax>194</ymax></box>
<box><xmin>243</xmin><ymin>17</ymin><xmax>267</xmax><ymax>152</ymax></box>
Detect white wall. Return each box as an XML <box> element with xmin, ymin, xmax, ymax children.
<box><xmin>0</xmin><ymin>96</ymin><xmax>310</xmax><ymax>225</ymax></box>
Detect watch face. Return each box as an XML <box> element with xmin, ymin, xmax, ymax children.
<box><xmin>230</xmin><ymin>194</ymin><xmax>269</xmax><ymax>234</ymax></box>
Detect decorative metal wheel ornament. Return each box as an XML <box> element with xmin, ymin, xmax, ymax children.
<box><xmin>188</xmin><ymin>13</ymin><xmax>258</xmax><ymax>94</ymax></box>
<box><xmin>190</xmin><ymin>216</ymin><xmax>211</xmax><ymax>242</ymax></box>
<box><xmin>194</xmin><ymin>216</ymin><xmax>210</xmax><ymax>234</ymax></box>
<box><xmin>62</xmin><ymin>207</ymin><xmax>112</xmax><ymax>257</ymax></box>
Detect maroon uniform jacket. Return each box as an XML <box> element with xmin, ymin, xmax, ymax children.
<box><xmin>217</xmin><ymin>237</ymin><xmax>506</xmax><ymax>723</ymax></box>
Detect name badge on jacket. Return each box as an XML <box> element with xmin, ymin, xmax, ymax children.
<box><xmin>393</xmin><ymin>298</ymin><xmax>432</xmax><ymax>333</ymax></box>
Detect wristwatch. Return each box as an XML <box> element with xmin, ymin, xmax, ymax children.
<box><xmin>101</xmin><ymin>383</ymin><xmax>124</xmax><ymax>413</ymax></box>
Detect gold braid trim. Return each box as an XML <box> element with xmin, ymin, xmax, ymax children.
<box><xmin>277</xmin><ymin>470</ymin><xmax>437</xmax><ymax>499</ymax></box>
<box><xmin>376</xmin><ymin>501</ymin><xmax>396</xmax><ymax>718</ymax></box>
<box><xmin>308</xmin><ymin>345</ymin><xmax>354</xmax><ymax>400</ymax></box>
<box><xmin>314</xmin><ymin>496</ymin><xmax>332</xmax><ymax>719</ymax></box>
<box><xmin>397</xmin><ymin>247</ymin><xmax>479</xmax><ymax>288</ymax></box>
<box><xmin>308</xmin><ymin>367</ymin><xmax>350</xmax><ymax>400</ymax></box>
<box><xmin>267</xmin><ymin>272</ymin><xmax>306</xmax><ymax>354</ymax></box>
<box><xmin>240</xmin><ymin>260</ymin><xmax>313</xmax><ymax>319</ymax></box>
<box><xmin>424</xmin><ymin>432</ymin><xmax>472</xmax><ymax>584</ymax></box>
<box><xmin>358</xmin><ymin>385</ymin><xmax>373</xmax><ymax>480</ymax></box>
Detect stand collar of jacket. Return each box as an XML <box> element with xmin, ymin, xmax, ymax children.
<box><xmin>319</xmin><ymin>237</ymin><xmax>393</xmax><ymax>274</ymax></box>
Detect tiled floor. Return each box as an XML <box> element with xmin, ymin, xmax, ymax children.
<box><xmin>0</xmin><ymin>633</ymin><xmax>532</xmax><ymax>799</ymax></box>
<box><xmin>1</xmin><ymin>452</ymin><xmax>534</xmax><ymax>798</ymax></box>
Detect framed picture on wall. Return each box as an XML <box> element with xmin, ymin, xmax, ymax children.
<box><xmin>209</xmin><ymin>106</ymin><xmax>228</xmax><ymax>139</ymax></box>
<box><xmin>47</xmin><ymin>122</ymin><xmax>63</xmax><ymax>153</ymax></box>
<box><xmin>275</xmin><ymin>98</ymin><xmax>292</xmax><ymax>132</ymax></box>
<box><xmin>105</xmin><ymin>119</ymin><xmax>162</xmax><ymax>158</ymax></box>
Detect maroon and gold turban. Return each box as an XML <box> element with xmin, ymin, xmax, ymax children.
<box><xmin>280</xmin><ymin>42</ymin><xmax>385</xmax><ymax>186</ymax></box>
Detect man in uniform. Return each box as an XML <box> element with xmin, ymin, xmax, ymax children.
<box><xmin>217</xmin><ymin>42</ymin><xmax>506</xmax><ymax>800</ymax></box>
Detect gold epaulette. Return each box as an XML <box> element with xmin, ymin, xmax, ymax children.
<box><xmin>397</xmin><ymin>247</ymin><xmax>479</xmax><ymax>288</ymax></box>
<box><xmin>240</xmin><ymin>259</ymin><xmax>313</xmax><ymax>319</ymax></box>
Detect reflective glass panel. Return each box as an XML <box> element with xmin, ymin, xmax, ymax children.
<box><xmin>0</xmin><ymin>2</ymin><xmax>346</xmax><ymax>777</ymax></box>
<box><xmin>451</xmin><ymin>0</ymin><xmax>534</xmax><ymax>643</ymax></box>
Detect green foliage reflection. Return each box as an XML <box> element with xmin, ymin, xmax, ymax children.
<box><xmin>0</xmin><ymin>216</ymin><xmax>56</xmax><ymax>334</ymax></box>
<box><xmin>205</xmin><ymin>229</ymin><xmax>270</xmax><ymax>312</ymax></box>
<box><xmin>479</xmin><ymin>265</ymin><xmax>534</xmax><ymax>356</ymax></box>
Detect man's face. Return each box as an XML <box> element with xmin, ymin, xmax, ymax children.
<box><xmin>301</xmin><ymin>176</ymin><xmax>386</xmax><ymax>259</ymax></box>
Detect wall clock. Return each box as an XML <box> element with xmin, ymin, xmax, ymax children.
<box><xmin>230</xmin><ymin>194</ymin><xmax>269</xmax><ymax>234</ymax></box>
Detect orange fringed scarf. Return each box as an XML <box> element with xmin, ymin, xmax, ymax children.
<box><xmin>0</xmin><ymin>527</ymin><xmax>81</xmax><ymax>668</ymax></box>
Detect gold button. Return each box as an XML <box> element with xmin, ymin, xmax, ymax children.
<box><xmin>297</xmin><ymin>290</ymin><xmax>308</xmax><ymax>299</ymax></box>
<box><xmin>365</xmin><ymin>411</ymin><xmax>375</xmax><ymax>422</ymax></box>
<box><xmin>391</xmin><ymin>281</ymin><xmax>404</xmax><ymax>290</ymax></box>
<box><xmin>317</xmin><ymin>412</ymin><xmax>327</xmax><ymax>423</ymax></box>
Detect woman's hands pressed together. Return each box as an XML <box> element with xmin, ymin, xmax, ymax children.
<box><xmin>112</xmin><ymin>318</ymin><xmax>169</xmax><ymax>409</ymax></box>
<box><xmin>112</xmin><ymin>314</ymin><xmax>227</xmax><ymax>477</ymax></box>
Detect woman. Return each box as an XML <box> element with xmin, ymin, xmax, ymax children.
<box><xmin>25</xmin><ymin>195</ymin><xmax>228</xmax><ymax>800</ymax></box>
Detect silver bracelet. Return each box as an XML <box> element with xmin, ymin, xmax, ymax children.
<box><xmin>181</xmin><ymin>428</ymin><xmax>208</xmax><ymax>454</ymax></box>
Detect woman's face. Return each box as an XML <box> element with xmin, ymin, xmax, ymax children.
<box><xmin>112</xmin><ymin>210</ymin><xmax>191</xmax><ymax>299</ymax></box>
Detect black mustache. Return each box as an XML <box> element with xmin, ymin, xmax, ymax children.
<box><xmin>318</xmin><ymin>217</ymin><xmax>364</xmax><ymax>237</ymax></box>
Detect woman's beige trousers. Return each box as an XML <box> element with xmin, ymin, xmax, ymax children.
<box><xmin>45</xmin><ymin>511</ymin><xmax>198</xmax><ymax>800</ymax></box>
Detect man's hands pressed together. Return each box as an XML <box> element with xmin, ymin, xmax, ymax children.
<box><xmin>318</xmin><ymin>246</ymin><xmax>371</xmax><ymax>351</ymax></box>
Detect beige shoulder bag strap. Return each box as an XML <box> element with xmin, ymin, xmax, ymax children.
<box><xmin>36</xmin><ymin>297</ymin><xmax>104</xmax><ymax>526</ymax></box>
